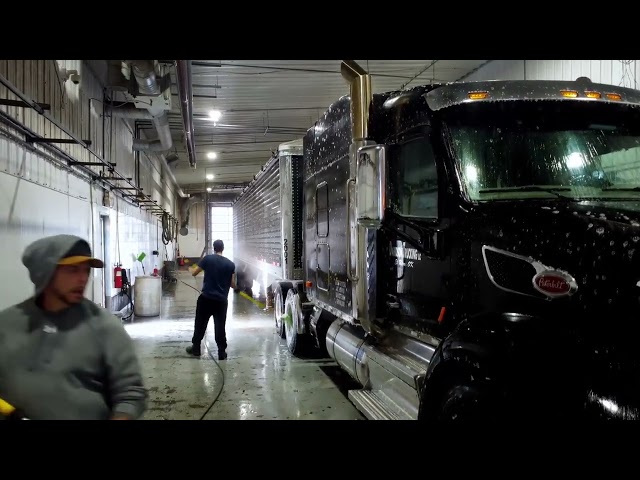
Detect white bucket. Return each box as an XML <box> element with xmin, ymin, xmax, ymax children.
<box><xmin>133</xmin><ymin>275</ymin><xmax>162</xmax><ymax>317</ymax></box>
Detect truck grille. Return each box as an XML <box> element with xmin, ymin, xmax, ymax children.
<box><xmin>482</xmin><ymin>247</ymin><xmax>542</xmax><ymax>297</ymax></box>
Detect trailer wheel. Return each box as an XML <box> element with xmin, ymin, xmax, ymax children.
<box><xmin>273</xmin><ymin>282</ymin><xmax>292</xmax><ymax>339</ymax></box>
<box><xmin>283</xmin><ymin>289</ymin><xmax>309</xmax><ymax>356</ymax></box>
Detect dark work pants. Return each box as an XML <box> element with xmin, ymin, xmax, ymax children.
<box><xmin>192</xmin><ymin>294</ymin><xmax>228</xmax><ymax>352</ymax></box>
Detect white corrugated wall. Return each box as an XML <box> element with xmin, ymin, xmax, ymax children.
<box><xmin>0</xmin><ymin>60</ymin><xmax>179</xmax><ymax>311</ymax></box>
<box><xmin>464</xmin><ymin>60</ymin><xmax>640</xmax><ymax>88</ymax></box>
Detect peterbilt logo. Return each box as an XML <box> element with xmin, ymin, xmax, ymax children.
<box><xmin>532</xmin><ymin>270</ymin><xmax>577</xmax><ymax>298</ymax></box>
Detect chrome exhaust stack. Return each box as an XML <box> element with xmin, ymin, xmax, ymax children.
<box><xmin>340</xmin><ymin>60</ymin><xmax>372</xmax><ymax>142</ymax></box>
<box><xmin>340</xmin><ymin>60</ymin><xmax>376</xmax><ymax>334</ymax></box>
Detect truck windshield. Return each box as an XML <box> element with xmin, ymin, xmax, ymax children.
<box><xmin>441</xmin><ymin>100</ymin><xmax>640</xmax><ymax>201</ymax></box>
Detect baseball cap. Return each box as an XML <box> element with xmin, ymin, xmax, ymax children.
<box><xmin>57</xmin><ymin>240</ymin><xmax>104</xmax><ymax>268</ymax></box>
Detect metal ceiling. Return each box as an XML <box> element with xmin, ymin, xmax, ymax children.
<box><xmin>137</xmin><ymin>60</ymin><xmax>490</xmax><ymax>193</ymax></box>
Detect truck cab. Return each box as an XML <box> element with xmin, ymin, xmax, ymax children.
<box><xmin>276</xmin><ymin>64</ymin><xmax>640</xmax><ymax>420</ymax></box>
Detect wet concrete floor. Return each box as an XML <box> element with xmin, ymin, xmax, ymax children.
<box><xmin>124</xmin><ymin>270</ymin><xmax>365</xmax><ymax>420</ymax></box>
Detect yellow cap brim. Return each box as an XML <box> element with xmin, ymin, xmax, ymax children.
<box><xmin>0</xmin><ymin>398</ymin><xmax>16</xmax><ymax>416</ymax></box>
<box><xmin>57</xmin><ymin>256</ymin><xmax>104</xmax><ymax>268</ymax></box>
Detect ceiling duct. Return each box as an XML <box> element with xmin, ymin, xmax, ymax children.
<box><xmin>165</xmin><ymin>152</ymin><xmax>179</xmax><ymax>168</ymax></box>
<box><xmin>130</xmin><ymin>60</ymin><xmax>161</xmax><ymax>95</ymax></box>
<box><xmin>179</xmin><ymin>193</ymin><xmax>204</xmax><ymax>234</ymax></box>
<box><xmin>132</xmin><ymin>113</ymin><xmax>172</xmax><ymax>151</ymax></box>
<box><xmin>122</xmin><ymin>60</ymin><xmax>173</xmax><ymax>153</ymax></box>
<box><xmin>107</xmin><ymin>103</ymin><xmax>154</xmax><ymax>120</ymax></box>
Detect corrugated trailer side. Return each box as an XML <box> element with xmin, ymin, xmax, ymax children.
<box><xmin>232</xmin><ymin>153</ymin><xmax>282</xmax><ymax>298</ymax></box>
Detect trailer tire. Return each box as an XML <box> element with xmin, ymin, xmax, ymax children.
<box><xmin>273</xmin><ymin>281</ymin><xmax>292</xmax><ymax>338</ymax></box>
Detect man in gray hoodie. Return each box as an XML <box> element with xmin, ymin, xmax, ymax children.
<box><xmin>0</xmin><ymin>234</ymin><xmax>147</xmax><ymax>420</ymax></box>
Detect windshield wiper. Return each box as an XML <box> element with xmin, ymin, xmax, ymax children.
<box><xmin>478</xmin><ymin>185</ymin><xmax>572</xmax><ymax>198</ymax></box>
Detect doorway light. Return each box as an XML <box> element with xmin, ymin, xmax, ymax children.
<box><xmin>208</xmin><ymin>110</ymin><xmax>222</xmax><ymax>122</ymax></box>
<box><xmin>207</xmin><ymin>152</ymin><xmax>217</xmax><ymax>160</ymax></box>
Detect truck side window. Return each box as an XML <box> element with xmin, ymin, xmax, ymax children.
<box><xmin>392</xmin><ymin>137</ymin><xmax>439</xmax><ymax>219</ymax></box>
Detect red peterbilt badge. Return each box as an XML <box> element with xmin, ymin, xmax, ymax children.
<box><xmin>532</xmin><ymin>270</ymin><xmax>577</xmax><ymax>298</ymax></box>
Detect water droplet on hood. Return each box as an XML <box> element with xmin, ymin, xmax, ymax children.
<box><xmin>596</xmin><ymin>227</ymin><xmax>605</xmax><ymax>235</ymax></box>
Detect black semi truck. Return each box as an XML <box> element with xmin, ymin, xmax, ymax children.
<box><xmin>235</xmin><ymin>60</ymin><xmax>640</xmax><ymax>420</ymax></box>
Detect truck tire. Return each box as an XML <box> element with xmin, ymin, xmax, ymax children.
<box><xmin>436</xmin><ymin>381</ymin><xmax>497</xmax><ymax>421</ymax></box>
<box><xmin>273</xmin><ymin>281</ymin><xmax>292</xmax><ymax>339</ymax></box>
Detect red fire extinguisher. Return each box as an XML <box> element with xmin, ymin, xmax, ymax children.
<box><xmin>114</xmin><ymin>265</ymin><xmax>123</xmax><ymax>289</ymax></box>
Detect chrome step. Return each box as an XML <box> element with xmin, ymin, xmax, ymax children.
<box><xmin>348</xmin><ymin>389</ymin><xmax>414</xmax><ymax>420</ymax></box>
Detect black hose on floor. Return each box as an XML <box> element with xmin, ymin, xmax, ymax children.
<box><xmin>179</xmin><ymin>278</ymin><xmax>226</xmax><ymax>421</ymax></box>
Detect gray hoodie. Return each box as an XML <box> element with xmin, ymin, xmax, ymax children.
<box><xmin>0</xmin><ymin>234</ymin><xmax>147</xmax><ymax>420</ymax></box>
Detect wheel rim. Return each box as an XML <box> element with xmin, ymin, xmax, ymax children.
<box><xmin>275</xmin><ymin>291</ymin><xmax>283</xmax><ymax>330</ymax></box>
<box><xmin>284</xmin><ymin>294</ymin><xmax>298</xmax><ymax>351</ymax></box>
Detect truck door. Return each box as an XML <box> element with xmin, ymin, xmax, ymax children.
<box><xmin>387</xmin><ymin>133</ymin><xmax>450</xmax><ymax>331</ymax></box>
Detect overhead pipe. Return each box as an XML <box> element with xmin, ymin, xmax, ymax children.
<box><xmin>175</xmin><ymin>60</ymin><xmax>197</xmax><ymax>169</ymax></box>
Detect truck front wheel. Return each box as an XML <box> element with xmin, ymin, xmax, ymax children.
<box><xmin>435</xmin><ymin>382</ymin><xmax>498</xmax><ymax>421</ymax></box>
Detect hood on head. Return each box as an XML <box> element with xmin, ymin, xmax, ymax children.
<box><xmin>21</xmin><ymin>234</ymin><xmax>104</xmax><ymax>295</ymax></box>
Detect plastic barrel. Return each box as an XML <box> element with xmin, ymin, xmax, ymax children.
<box><xmin>133</xmin><ymin>275</ymin><xmax>162</xmax><ymax>317</ymax></box>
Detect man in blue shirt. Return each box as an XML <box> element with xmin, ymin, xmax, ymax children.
<box><xmin>186</xmin><ymin>239</ymin><xmax>236</xmax><ymax>360</ymax></box>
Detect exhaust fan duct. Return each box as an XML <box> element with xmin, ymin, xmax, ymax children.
<box><xmin>180</xmin><ymin>193</ymin><xmax>204</xmax><ymax>234</ymax></box>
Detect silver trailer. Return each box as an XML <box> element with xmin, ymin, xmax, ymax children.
<box><xmin>232</xmin><ymin>139</ymin><xmax>304</xmax><ymax>303</ymax></box>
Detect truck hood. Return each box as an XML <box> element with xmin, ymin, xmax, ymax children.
<box><xmin>468</xmin><ymin>199</ymin><xmax>640</xmax><ymax>412</ymax></box>
<box><xmin>471</xmin><ymin>199</ymin><xmax>640</xmax><ymax>303</ymax></box>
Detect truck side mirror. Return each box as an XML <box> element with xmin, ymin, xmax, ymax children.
<box><xmin>356</xmin><ymin>144</ymin><xmax>387</xmax><ymax>228</ymax></box>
